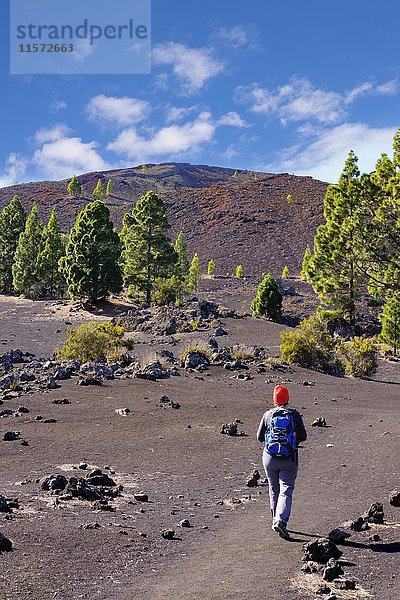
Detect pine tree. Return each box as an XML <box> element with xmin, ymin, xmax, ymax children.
<box><xmin>122</xmin><ymin>191</ymin><xmax>177</xmax><ymax>304</ymax></box>
<box><xmin>188</xmin><ymin>252</ymin><xmax>201</xmax><ymax>292</ymax></box>
<box><xmin>67</xmin><ymin>175</ymin><xmax>82</xmax><ymax>197</ymax></box>
<box><xmin>303</xmin><ymin>151</ymin><xmax>367</xmax><ymax>326</ymax></box>
<box><xmin>141</xmin><ymin>164</ymin><xmax>148</xmax><ymax>173</ymax></box>
<box><xmin>232</xmin><ymin>170</ymin><xmax>238</xmax><ymax>179</ymax></box>
<box><xmin>282</xmin><ymin>266</ymin><xmax>290</xmax><ymax>279</ymax></box>
<box><xmin>12</xmin><ymin>204</ymin><xmax>43</xmax><ymax>297</ymax></box>
<box><xmin>60</xmin><ymin>200</ymin><xmax>122</xmax><ymax>302</ymax></box>
<box><xmin>300</xmin><ymin>245</ymin><xmax>312</xmax><ymax>281</ymax></box>
<box><xmin>37</xmin><ymin>209</ymin><xmax>65</xmax><ymax>297</ymax></box>
<box><xmin>236</xmin><ymin>264</ymin><xmax>243</xmax><ymax>278</ymax></box>
<box><xmin>379</xmin><ymin>295</ymin><xmax>400</xmax><ymax>355</ymax></box>
<box><xmin>106</xmin><ymin>179</ymin><xmax>113</xmax><ymax>196</ymax></box>
<box><xmin>207</xmin><ymin>259</ymin><xmax>216</xmax><ymax>277</ymax></box>
<box><xmin>0</xmin><ymin>196</ymin><xmax>26</xmax><ymax>293</ymax></box>
<box><xmin>251</xmin><ymin>273</ymin><xmax>282</xmax><ymax>321</ymax></box>
<box><xmin>92</xmin><ymin>179</ymin><xmax>104</xmax><ymax>201</ymax></box>
<box><xmin>174</xmin><ymin>231</ymin><xmax>190</xmax><ymax>281</ymax></box>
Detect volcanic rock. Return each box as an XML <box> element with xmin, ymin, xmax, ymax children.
<box><xmin>159</xmin><ymin>395</ymin><xmax>181</xmax><ymax>409</ymax></box>
<box><xmin>3</xmin><ymin>431</ymin><xmax>20</xmax><ymax>441</ymax></box>
<box><xmin>115</xmin><ymin>408</ymin><xmax>131</xmax><ymax>416</ymax></box>
<box><xmin>179</xmin><ymin>519</ymin><xmax>191</xmax><ymax>528</ymax></box>
<box><xmin>86</xmin><ymin>471</ymin><xmax>116</xmax><ymax>487</ymax></box>
<box><xmin>134</xmin><ymin>492</ymin><xmax>148</xmax><ymax>502</ymax></box>
<box><xmin>334</xmin><ymin>579</ymin><xmax>356</xmax><ymax>590</ymax></box>
<box><xmin>312</xmin><ymin>417</ymin><xmax>327</xmax><ymax>427</ymax></box>
<box><xmin>161</xmin><ymin>529</ymin><xmax>175</xmax><ymax>540</ymax></box>
<box><xmin>349</xmin><ymin>516</ymin><xmax>369</xmax><ymax>531</ymax></box>
<box><xmin>220</xmin><ymin>422</ymin><xmax>238</xmax><ymax>436</ymax></box>
<box><xmin>363</xmin><ymin>502</ymin><xmax>384</xmax><ymax>524</ymax></box>
<box><xmin>183</xmin><ymin>352</ymin><xmax>210</xmax><ymax>370</ymax></box>
<box><xmin>246</xmin><ymin>469</ymin><xmax>260</xmax><ymax>487</ymax></box>
<box><xmin>328</xmin><ymin>529</ymin><xmax>351</xmax><ymax>544</ymax></box>
<box><xmin>322</xmin><ymin>559</ymin><xmax>344</xmax><ymax>582</ymax></box>
<box><xmin>77</xmin><ymin>375</ymin><xmax>102</xmax><ymax>386</ymax></box>
<box><xmin>0</xmin><ymin>496</ymin><xmax>12</xmax><ymax>513</ymax></box>
<box><xmin>41</xmin><ymin>474</ymin><xmax>68</xmax><ymax>492</ymax></box>
<box><xmin>389</xmin><ymin>490</ymin><xmax>400</xmax><ymax>507</ymax></box>
<box><xmin>302</xmin><ymin>539</ymin><xmax>342</xmax><ymax>564</ymax></box>
<box><xmin>0</xmin><ymin>532</ymin><xmax>12</xmax><ymax>553</ymax></box>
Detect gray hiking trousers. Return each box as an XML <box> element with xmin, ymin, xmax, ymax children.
<box><xmin>262</xmin><ymin>451</ymin><xmax>298</xmax><ymax>526</ymax></box>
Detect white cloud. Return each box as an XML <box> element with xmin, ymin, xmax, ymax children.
<box><xmin>0</xmin><ymin>153</ymin><xmax>28</xmax><ymax>188</ymax></box>
<box><xmin>218</xmin><ymin>111</ymin><xmax>248</xmax><ymax>127</ymax></box>
<box><xmin>215</xmin><ymin>25</ymin><xmax>252</xmax><ymax>48</ymax></box>
<box><xmin>49</xmin><ymin>100</ymin><xmax>67</xmax><ymax>113</ymax></box>
<box><xmin>267</xmin><ymin>122</ymin><xmax>396</xmax><ymax>182</ymax></box>
<box><xmin>87</xmin><ymin>95</ymin><xmax>150</xmax><ymax>127</ymax></box>
<box><xmin>34</xmin><ymin>124</ymin><xmax>72</xmax><ymax>145</ymax></box>
<box><xmin>238</xmin><ymin>77</ymin><xmax>400</xmax><ymax>126</ymax></box>
<box><xmin>107</xmin><ymin>111</ymin><xmax>216</xmax><ymax>161</ymax></box>
<box><xmin>33</xmin><ymin>136</ymin><xmax>109</xmax><ymax>180</ymax></box>
<box><xmin>238</xmin><ymin>78</ymin><xmax>344</xmax><ymax>124</ymax></box>
<box><xmin>165</xmin><ymin>105</ymin><xmax>198</xmax><ymax>124</ymax></box>
<box><xmin>153</xmin><ymin>42</ymin><xmax>224</xmax><ymax>94</ymax></box>
<box><xmin>345</xmin><ymin>79</ymin><xmax>398</xmax><ymax>104</ymax></box>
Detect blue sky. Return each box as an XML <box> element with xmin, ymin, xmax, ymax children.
<box><xmin>1</xmin><ymin>0</ymin><xmax>400</xmax><ymax>186</ymax></box>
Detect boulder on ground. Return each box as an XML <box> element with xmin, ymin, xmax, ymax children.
<box><xmin>246</xmin><ymin>469</ymin><xmax>260</xmax><ymax>487</ymax></box>
<box><xmin>85</xmin><ymin>470</ymin><xmax>116</xmax><ymax>487</ymax></box>
<box><xmin>220</xmin><ymin>422</ymin><xmax>238</xmax><ymax>436</ymax></box>
<box><xmin>322</xmin><ymin>558</ymin><xmax>344</xmax><ymax>582</ymax></box>
<box><xmin>40</xmin><ymin>474</ymin><xmax>68</xmax><ymax>492</ymax></box>
<box><xmin>349</xmin><ymin>516</ymin><xmax>369</xmax><ymax>531</ymax></box>
<box><xmin>0</xmin><ymin>532</ymin><xmax>12</xmax><ymax>553</ymax></box>
<box><xmin>389</xmin><ymin>490</ymin><xmax>400</xmax><ymax>507</ymax></box>
<box><xmin>136</xmin><ymin>360</ymin><xmax>171</xmax><ymax>380</ymax></box>
<box><xmin>312</xmin><ymin>417</ymin><xmax>327</xmax><ymax>427</ymax></box>
<box><xmin>363</xmin><ymin>502</ymin><xmax>384</xmax><ymax>524</ymax></box>
<box><xmin>183</xmin><ymin>352</ymin><xmax>210</xmax><ymax>370</ymax></box>
<box><xmin>0</xmin><ymin>496</ymin><xmax>12</xmax><ymax>513</ymax></box>
<box><xmin>302</xmin><ymin>538</ymin><xmax>342</xmax><ymax>564</ymax></box>
<box><xmin>159</xmin><ymin>395</ymin><xmax>181</xmax><ymax>409</ymax></box>
<box><xmin>3</xmin><ymin>431</ymin><xmax>20</xmax><ymax>441</ymax></box>
<box><xmin>161</xmin><ymin>529</ymin><xmax>175</xmax><ymax>540</ymax></box>
<box><xmin>328</xmin><ymin>528</ymin><xmax>351</xmax><ymax>544</ymax></box>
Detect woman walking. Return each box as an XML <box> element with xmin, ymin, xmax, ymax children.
<box><xmin>257</xmin><ymin>384</ymin><xmax>307</xmax><ymax>540</ymax></box>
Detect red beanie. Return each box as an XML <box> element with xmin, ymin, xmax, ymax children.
<box><xmin>273</xmin><ymin>384</ymin><xmax>290</xmax><ymax>405</ymax></box>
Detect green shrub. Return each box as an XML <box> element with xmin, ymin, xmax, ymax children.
<box><xmin>280</xmin><ymin>315</ymin><xmax>343</xmax><ymax>375</ymax></box>
<box><xmin>191</xmin><ymin>319</ymin><xmax>200</xmax><ymax>331</ymax></box>
<box><xmin>339</xmin><ymin>336</ymin><xmax>378</xmax><ymax>378</ymax></box>
<box><xmin>151</xmin><ymin>276</ymin><xmax>185</xmax><ymax>306</ymax></box>
<box><xmin>281</xmin><ymin>266</ymin><xmax>290</xmax><ymax>279</ymax></box>
<box><xmin>56</xmin><ymin>321</ymin><xmax>126</xmax><ymax>363</ymax></box>
<box><xmin>251</xmin><ymin>273</ymin><xmax>282</xmax><ymax>321</ymax></box>
<box><xmin>236</xmin><ymin>264</ymin><xmax>243</xmax><ymax>278</ymax></box>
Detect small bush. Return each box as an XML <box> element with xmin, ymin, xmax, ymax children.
<box><xmin>152</xmin><ymin>276</ymin><xmax>185</xmax><ymax>306</ymax></box>
<box><xmin>180</xmin><ymin>343</ymin><xmax>212</xmax><ymax>363</ymax></box>
<box><xmin>339</xmin><ymin>336</ymin><xmax>378</xmax><ymax>378</ymax></box>
<box><xmin>280</xmin><ymin>315</ymin><xmax>343</xmax><ymax>375</ymax></box>
<box><xmin>281</xmin><ymin>266</ymin><xmax>290</xmax><ymax>279</ymax></box>
<box><xmin>231</xmin><ymin>344</ymin><xmax>255</xmax><ymax>360</ymax></box>
<box><xmin>191</xmin><ymin>319</ymin><xmax>200</xmax><ymax>331</ymax></box>
<box><xmin>56</xmin><ymin>321</ymin><xmax>126</xmax><ymax>363</ymax></box>
<box><xmin>236</xmin><ymin>264</ymin><xmax>243</xmax><ymax>278</ymax></box>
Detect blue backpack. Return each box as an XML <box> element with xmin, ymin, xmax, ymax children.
<box><xmin>265</xmin><ymin>408</ymin><xmax>297</xmax><ymax>458</ymax></box>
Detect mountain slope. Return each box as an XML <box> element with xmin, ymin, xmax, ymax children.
<box><xmin>0</xmin><ymin>163</ymin><xmax>328</xmax><ymax>277</ymax></box>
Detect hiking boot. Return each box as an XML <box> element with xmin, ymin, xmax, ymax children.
<box><xmin>272</xmin><ymin>522</ymin><xmax>291</xmax><ymax>540</ymax></box>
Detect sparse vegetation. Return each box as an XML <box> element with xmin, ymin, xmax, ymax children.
<box><xmin>251</xmin><ymin>273</ymin><xmax>282</xmax><ymax>321</ymax></box>
<box><xmin>67</xmin><ymin>175</ymin><xmax>82</xmax><ymax>197</ymax></box>
<box><xmin>280</xmin><ymin>315</ymin><xmax>344</xmax><ymax>375</ymax></box>
<box><xmin>282</xmin><ymin>266</ymin><xmax>290</xmax><ymax>279</ymax></box>
<box><xmin>92</xmin><ymin>179</ymin><xmax>104</xmax><ymax>201</ymax></box>
<box><xmin>379</xmin><ymin>295</ymin><xmax>400</xmax><ymax>355</ymax></box>
<box><xmin>231</xmin><ymin>344</ymin><xmax>254</xmax><ymax>360</ymax></box>
<box><xmin>56</xmin><ymin>322</ymin><xmax>126</xmax><ymax>363</ymax></box>
<box><xmin>339</xmin><ymin>336</ymin><xmax>378</xmax><ymax>378</ymax></box>
<box><xmin>180</xmin><ymin>343</ymin><xmax>212</xmax><ymax>363</ymax></box>
<box><xmin>152</xmin><ymin>276</ymin><xmax>185</xmax><ymax>306</ymax></box>
<box><xmin>236</xmin><ymin>264</ymin><xmax>243</xmax><ymax>278</ymax></box>
<box><xmin>208</xmin><ymin>259</ymin><xmax>216</xmax><ymax>277</ymax></box>
<box><xmin>188</xmin><ymin>252</ymin><xmax>201</xmax><ymax>292</ymax></box>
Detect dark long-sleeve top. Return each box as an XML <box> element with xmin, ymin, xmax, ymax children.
<box><xmin>257</xmin><ymin>406</ymin><xmax>307</xmax><ymax>446</ymax></box>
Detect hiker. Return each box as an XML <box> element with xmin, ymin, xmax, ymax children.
<box><xmin>256</xmin><ymin>384</ymin><xmax>307</xmax><ymax>540</ymax></box>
